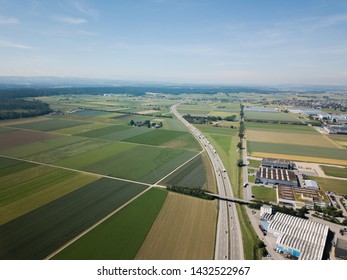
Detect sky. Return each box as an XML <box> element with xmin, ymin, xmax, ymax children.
<box><xmin>0</xmin><ymin>0</ymin><xmax>347</xmax><ymax>85</ymax></box>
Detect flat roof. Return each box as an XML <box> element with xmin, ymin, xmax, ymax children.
<box><xmin>256</xmin><ymin>167</ymin><xmax>297</xmax><ymax>182</ymax></box>
<box><xmin>268</xmin><ymin>212</ymin><xmax>329</xmax><ymax>260</ymax></box>
<box><xmin>304</xmin><ymin>180</ymin><xmax>319</xmax><ymax>189</ymax></box>
<box><xmin>278</xmin><ymin>185</ymin><xmax>329</xmax><ymax>204</ymax></box>
<box><xmin>335</xmin><ymin>238</ymin><xmax>347</xmax><ymax>258</ymax></box>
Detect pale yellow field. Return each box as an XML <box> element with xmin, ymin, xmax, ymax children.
<box><xmin>135</xmin><ymin>192</ymin><xmax>217</xmax><ymax>260</ymax></box>
<box><xmin>136</xmin><ymin>110</ymin><xmax>159</xmax><ymax>114</ymax></box>
<box><xmin>208</xmin><ymin>111</ymin><xmax>238</xmax><ymax>117</ymax></box>
<box><xmin>252</xmin><ymin>152</ymin><xmax>347</xmax><ymax>166</ymax></box>
<box><xmin>247</xmin><ymin>130</ymin><xmax>339</xmax><ymax>148</ymax></box>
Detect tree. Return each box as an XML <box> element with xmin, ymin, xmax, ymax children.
<box><xmin>129</xmin><ymin>119</ymin><xmax>134</xmax><ymax>126</ymax></box>
<box><xmin>237</xmin><ymin>142</ymin><xmax>243</xmax><ymax>149</ymax></box>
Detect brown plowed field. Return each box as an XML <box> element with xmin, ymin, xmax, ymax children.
<box><xmin>0</xmin><ymin>130</ymin><xmax>58</xmax><ymax>149</ymax></box>
<box><xmin>135</xmin><ymin>192</ymin><xmax>217</xmax><ymax>260</ymax></box>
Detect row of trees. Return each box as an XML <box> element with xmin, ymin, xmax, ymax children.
<box><xmin>183</xmin><ymin>114</ymin><xmax>237</xmax><ymax>124</ymax></box>
<box><xmin>166</xmin><ymin>185</ymin><xmax>214</xmax><ymax>200</ymax></box>
<box><xmin>0</xmin><ymin>98</ymin><xmax>52</xmax><ymax>120</ymax></box>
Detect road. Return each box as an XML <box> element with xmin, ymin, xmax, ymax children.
<box><xmin>242</xmin><ymin>138</ymin><xmax>252</xmax><ymax>201</ymax></box>
<box><xmin>171</xmin><ymin>104</ymin><xmax>244</xmax><ymax>260</ymax></box>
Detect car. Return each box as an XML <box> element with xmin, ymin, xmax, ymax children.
<box><xmin>243</xmin><ymin>182</ymin><xmax>249</xmax><ymax>188</ymax></box>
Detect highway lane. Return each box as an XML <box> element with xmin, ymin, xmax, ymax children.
<box><xmin>171</xmin><ymin>105</ymin><xmax>244</xmax><ymax>260</ymax></box>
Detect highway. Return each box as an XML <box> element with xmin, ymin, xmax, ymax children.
<box><xmin>171</xmin><ymin>105</ymin><xmax>244</xmax><ymax>260</ymax></box>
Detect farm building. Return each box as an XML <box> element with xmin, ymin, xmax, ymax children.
<box><xmin>261</xmin><ymin>158</ymin><xmax>296</xmax><ymax>170</ymax></box>
<box><xmin>263</xmin><ymin>212</ymin><xmax>329</xmax><ymax>260</ymax></box>
<box><xmin>256</xmin><ymin>167</ymin><xmax>298</xmax><ymax>187</ymax></box>
<box><xmin>335</xmin><ymin>238</ymin><xmax>347</xmax><ymax>259</ymax></box>
<box><xmin>277</xmin><ymin>185</ymin><xmax>330</xmax><ymax>209</ymax></box>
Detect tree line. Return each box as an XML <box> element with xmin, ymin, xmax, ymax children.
<box><xmin>183</xmin><ymin>114</ymin><xmax>237</xmax><ymax>124</ymax></box>
<box><xmin>0</xmin><ymin>98</ymin><xmax>52</xmax><ymax>120</ymax></box>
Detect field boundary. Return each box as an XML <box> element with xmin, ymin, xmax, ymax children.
<box><xmin>0</xmin><ymin>154</ymin><xmax>151</xmax><ymax>187</ymax></box>
<box><xmin>45</xmin><ymin>186</ymin><xmax>153</xmax><ymax>259</ymax></box>
<box><xmin>154</xmin><ymin>151</ymin><xmax>204</xmax><ymax>185</ymax></box>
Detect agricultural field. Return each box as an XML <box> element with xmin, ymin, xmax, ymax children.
<box><xmin>159</xmin><ymin>153</ymin><xmax>215</xmax><ymax>192</ymax></box>
<box><xmin>320</xmin><ymin>166</ymin><xmax>347</xmax><ymax>178</ymax></box>
<box><xmin>124</xmin><ymin>129</ymin><xmax>201</xmax><ymax>151</ymax></box>
<box><xmin>53</xmin><ymin>188</ymin><xmax>167</xmax><ymax>260</ymax></box>
<box><xmin>245</xmin><ymin>122</ymin><xmax>317</xmax><ymax>134</ymax></box>
<box><xmin>54</xmin><ymin>141</ymin><xmax>197</xmax><ymax>184</ymax></box>
<box><xmin>0</xmin><ymin>178</ymin><xmax>147</xmax><ymax>259</ymax></box>
<box><xmin>72</xmin><ymin>110</ymin><xmax>111</xmax><ymax>117</ymax></box>
<box><xmin>311</xmin><ymin>177</ymin><xmax>347</xmax><ymax>196</ymax></box>
<box><xmin>0</xmin><ymin>164</ymin><xmax>98</xmax><ymax>225</ymax></box>
<box><xmin>53</xmin><ymin>122</ymin><xmax>111</xmax><ymax>135</ymax></box>
<box><xmin>135</xmin><ymin>192</ymin><xmax>217</xmax><ymax>260</ymax></box>
<box><xmin>245</xmin><ymin>111</ymin><xmax>300</xmax><ymax>122</ymax></box>
<box><xmin>246</xmin><ymin>130</ymin><xmax>338</xmax><ymax>148</ymax></box>
<box><xmin>252</xmin><ymin>186</ymin><xmax>277</xmax><ymax>202</ymax></box>
<box><xmin>247</xmin><ymin>141</ymin><xmax>347</xmax><ymax>165</ymax></box>
<box><xmin>11</xmin><ymin>118</ymin><xmax>88</xmax><ymax>132</ymax></box>
<box><xmin>0</xmin><ymin>132</ymin><xmax>85</xmax><ymax>158</ymax></box>
<box><xmin>0</xmin><ymin>129</ymin><xmax>58</xmax><ymax>150</ymax></box>
<box><xmin>0</xmin><ymin>157</ymin><xmax>35</xmax><ymax>177</ymax></box>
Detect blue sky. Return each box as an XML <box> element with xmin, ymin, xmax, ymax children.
<box><xmin>0</xmin><ymin>0</ymin><xmax>347</xmax><ymax>85</ymax></box>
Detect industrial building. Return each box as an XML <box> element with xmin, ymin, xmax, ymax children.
<box><xmin>262</xmin><ymin>212</ymin><xmax>329</xmax><ymax>260</ymax></box>
<box><xmin>261</xmin><ymin>158</ymin><xmax>296</xmax><ymax>170</ymax></box>
<box><xmin>303</xmin><ymin>179</ymin><xmax>319</xmax><ymax>190</ymax></box>
<box><xmin>323</xmin><ymin>125</ymin><xmax>347</xmax><ymax>135</ymax></box>
<box><xmin>256</xmin><ymin>167</ymin><xmax>298</xmax><ymax>187</ymax></box>
<box><xmin>335</xmin><ymin>238</ymin><xmax>347</xmax><ymax>259</ymax></box>
<box><xmin>277</xmin><ymin>185</ymin><xmax>330</xmax><ymax>209</ymax></box>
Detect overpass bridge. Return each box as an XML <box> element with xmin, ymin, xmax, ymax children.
<box><xmin>210</xmin><ymin>194</ymin><xmax>251</xmax><ymax>205</ymax></box>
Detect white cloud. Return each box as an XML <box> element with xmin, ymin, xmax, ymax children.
<box><xmin>73</xmin><ymin>1</ymin><xmax>99</xmax><ymax>20</ymax></box>
<box><xmin>0</xmin><ymin>40</ymin><xmax>33</xmax><ymax>49</ymax></box>
<box><xmin>0</xmin><ymin>16</ymin><xmax>19</xmax><ymax>25</ymax></box>
<box><xmin>55</xmin><ymin>16</ymin><xmax>87</xmax><ymax>24</ymax></box>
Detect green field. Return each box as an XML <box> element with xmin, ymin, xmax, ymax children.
<box><xmin>196</xmin><ymin>124</ymin><xmax>238</xmax><ymax>136</ymax></box>
<box><xmin>247</xmin><ymin>141</ymin><xmax>347</xmax><ymax>161</ymax></box>
<box><xmin>53</xmin><ymin>122</ymin><xmax>111</xmax><ymax>135</ymax></box>
<box><xmin>160</xmin><ymin>154</ymin><xmax>207</xmax><ymax>189</ymax></box>
<box><xmin>0</xmin><ymin>168</ymin><xmax>76</xmax><ymax>208</ymax></box>
<box><xmin>245</xmin><ymin>111</ymin><xmax>300</xmax><ymax>122</ymax></box>
<box><xmin>248</xmin><ymin>159</ymin><xmax>261</xmax><ymax>169</ymax></box>
<box><xmin>54</xmin><ymin>142</ymin><xmax>197</xmax><ymax>183</ymax></box>
<box><xmin>12</xmin><ymin>118</ymin><xmax>88</xmax><ymax>132</ymax></box>
<box><xmin>252</xmin><ymin>186</ymin><xmax>277</xmax><ymax>202</ymax></box>
<box><xmin>124</xmin><ymin>129</ymin><xmax>200</xmax><ymax>151</ymax></box>
<box><xmin>0</xmin><ymin>178</ymin><xmax>147</xmax><ymax>259</ymax></box>
<box><xmin>321</xmin><ymin>166</ymin><xmax>347</xmax><ymax>178</ymax></box>
<box><xmin>161</xmin><ymin>118</ymin><xmax>188</xmax><ymax>132</ymax></box>
<box><xmin>53</xmin><ymin>188</ymin><xmax>167</xmax><ymax>259</ymax></box>
<box><xmin>0</xmin><ymin>157</ymin><xmax>36</xmax><ymax>177</ymax></box>
<box><xmin>313</xmin><ymin>177</ymin><xmax>347</xmax><ymax>195</ymax></box>
<box><xmin>28</xmin><ymin>138</ymin><xmax>110</xmax><ymax>163</ymax></box>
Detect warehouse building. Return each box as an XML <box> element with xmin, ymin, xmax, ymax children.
<box><xmin>256</xmin><ymin>167</ymin><xmax>298</xmax><ymax>187</ymax></box>
<box><xmin>277</xmin><ymin>185</ymin><xmax>330</xmax><ymax>209</ymax></box>
<box><xmin>264</xmin><ymin>212</ymin><xmax>329</xmax><ymax>260</ymax></box>
<box><xmin>335</xmin><ymin>238</ymin><xmax>347</xmax><ymax>259</ymax></box>
<box><xmin>261</xmin><ymin>158</ymin><xmax>296</xmax><ymax>170</ymax></box>
<box><xmin>303</xmin><ymin>179</ymin><xmax>319</xmax><ymax>190</ymax></box>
